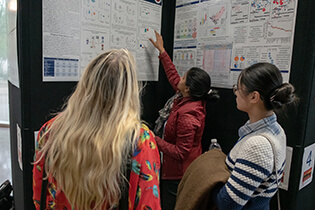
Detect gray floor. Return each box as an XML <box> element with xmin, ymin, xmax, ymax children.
<box><xmin>0</xmin><ymin>126</ymin><xmax>11</xmax><ymax>183</ymax></box>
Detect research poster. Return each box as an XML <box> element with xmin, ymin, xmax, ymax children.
<box><xmin>173</xmin><ymin>0</ymin><xmax>298</xmax><ymax>88</ymax></box>
<box><xmin>43</xmin><ymin>0</ymin><xmax>162</xmax><ymax>82</ymax></box>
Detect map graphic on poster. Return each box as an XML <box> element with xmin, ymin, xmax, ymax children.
<box><xmin>198</xmin><ymin>4</ymin><xmax>227</xmax><ymax>37</ymax></box>
<box><xmin>43</xmin><ymin>0</ymin><xmax>162</xmax><ymax>82</ymax></box>
<box><xmin>174</xmin><ymin>0</ymin><xmax>298</xmax><ymax>88</ymax></box>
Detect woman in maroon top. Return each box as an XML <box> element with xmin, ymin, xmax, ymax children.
<box><xmin>150</xmin><ymin>31</ymin><xmax>220</xmax><ymax>210</ymax></box>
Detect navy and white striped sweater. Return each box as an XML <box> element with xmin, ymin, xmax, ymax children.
<box><xmin>216</xmin><ymin>114</ymin><xmax>286</xmax><ymax>210</ymax></box>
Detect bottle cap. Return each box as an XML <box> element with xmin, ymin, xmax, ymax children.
<box><xmin>211</xmin><ymin>138</ymin><xmax>217</xmax><ymax>143</ymax></box>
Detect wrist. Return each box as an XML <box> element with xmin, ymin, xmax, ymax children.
<box><xmin>159</xmin><ymin>48</ymin><xmax>165</xmax><ymax>54</ymax></box>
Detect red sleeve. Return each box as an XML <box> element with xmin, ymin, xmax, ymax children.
<box><xmin>155</xmin><ymin>111</ymin><xmax>201</xmax><ymax>161</ymax></box>
<box><xmin>128</xmin><ymin>124</ymin><xmax>161</xmax><ymax>210</ymax></box>
<box><xmin>159</xmin><ymin>51</ymin><xmax>180</xmax><ymax>91</ymax></box>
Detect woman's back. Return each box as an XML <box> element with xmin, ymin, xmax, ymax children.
<box><xmin>33</xmin><ymin>120</ymin><xmax>160</xmax><ymax>209</ymax></box>
<box><xmin>32</xmin><ymin>49</ymin><xmax>161</xmax><ymax>210</ymax></box>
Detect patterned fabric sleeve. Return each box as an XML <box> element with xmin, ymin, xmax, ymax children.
<box><xmin>32</xmin><ymin>118</ymin><xmax>55</xmax><ymax>210</ymax></box>
<box><xmin>216</xmin><ymin>136</ymin><xmax>273</xmax><ymax>209</ymax></box>
<box><xmin>128</xmin><ymin>124</ymin><xmax>161</xmax><ymax>210</ymax></box>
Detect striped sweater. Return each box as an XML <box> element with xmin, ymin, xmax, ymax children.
<box><xmin>216</xmin><ymin>114</ymin><xmax>286</xmax><ymax>210</ymax></box>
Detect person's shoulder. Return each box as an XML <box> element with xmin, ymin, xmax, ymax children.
<box><xmin>179</xmin><ymin>100</ymin><xmax>205</xmax><ymax>118</ymax></box>
<box><xmin>240</xmin><ymin>135</ymin><xmax>273</xmax><ymax>157</ymax></box>
<box><xmin>139</xmin><ymin>123</ymin><xmax>153</xmax><ymax>137</ymax></box>
<box><xmin>138</xmin><ymin>123</ymin><xmax>158</xmax><ymax>151</ymax></box>
<box><xmin>36</xmin><ymin>117</ymin><xmax>57</xmax><ymax>151</ymax></box>
<box><xmin>244</xmin><ymin>135</ymin><xmax>273</xmax><ymax>147</ymax></box>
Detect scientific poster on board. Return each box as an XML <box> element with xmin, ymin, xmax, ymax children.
<box><xmin>42</xmin><ymin>0</ymin><xmax>162</xmax><ymax>82</ymax></box>
<box><xmin>173</xmin><ymin>0</ymin><xmax>298</xmax><ymax>88</ymax></box>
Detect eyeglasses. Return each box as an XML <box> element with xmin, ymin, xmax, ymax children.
<box><xmin>233</xmin><ymin>84</ymin><xmax>238</xmax><ymax>95</ymax></box>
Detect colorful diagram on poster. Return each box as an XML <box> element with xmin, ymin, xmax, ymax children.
<box><xmin>250</xmin><ymin>0</ymin><xmax>271</xmax><ymax>22</ymax></box>
<box><xmin>175</xmin><ymin>18</ymin><xmax>198</xmax><ymax>39</ymax></box>
<box><xmin>272</xmin><ymin>0</ymin><xmax>296</xmax><ymax>19</ymax></box>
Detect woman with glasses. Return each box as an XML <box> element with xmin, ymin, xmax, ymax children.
<box><xmin>216</xmin><ymin>63</ymin><xmax>298</xmax><ymax>209</ymax></box>
<box><xmin>149</xmin><ymin>31</ymin><xmax>220</xmax><ymax>210</ymax></box>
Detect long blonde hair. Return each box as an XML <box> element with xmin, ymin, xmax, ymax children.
<box><xmin>39</xmin><ymin>49</ymin><xmax>141</xmax><ymax>209</ymax></box>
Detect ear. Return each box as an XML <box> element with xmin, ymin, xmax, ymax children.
<box><xmin>184</xmin><ymin>86</ymin><xmax>190</xmax><ymax>94</ymax></box>
<box><xmin>249</xmin><ymin>91</ymin><xmax>261</xmax><ymax>104</ymax></box>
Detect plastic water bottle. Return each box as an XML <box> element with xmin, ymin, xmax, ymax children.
<box><xmin>209</xmin><ymin>138</ymin><xmax>221</xmax><ymax>150</ymax></box>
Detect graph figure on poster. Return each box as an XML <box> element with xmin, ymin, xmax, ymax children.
<box><xmin>267</xmin><ymin>21</ymin><xmax>292</xmax><ymax>38</ymax></box>
<box><xmin>233</xmin><ymin>56</ymin><xmax>245</xmax><ymax>68</ymax></box>
<box><xmin>173</xmin><ymin>50</ymin><xmax>196</xmax><ymax>76</ymax></box>
<box><xmin>272</xmin><ymin>0</ymin><xmax>295</xmax><ymax>19</ymax></box>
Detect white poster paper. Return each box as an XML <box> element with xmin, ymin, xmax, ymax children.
<box><xmin>299</xmin><ymin>143</ymin><xmax>315</xmax><ymax>190</ymax></box>
<box><xmin>174</xmin><ymin>0</ymin><xmax>298</xmax><ymax>88</ymax></box>
<box><xmin>43</xmin><ymin>0</ymin><xmax>162</xmax><ymax>82</ymax></box>
<box><xmin>279</xmin><ymin>146</ymin><xmax>293</xmax><ymax>191</ymax></box>
<box><xmin>43</xmin><ymin>0</ymin><xmax>81</xmax><ymax>82</ymax></box>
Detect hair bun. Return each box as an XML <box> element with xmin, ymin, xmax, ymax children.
<box><xmin>269</xmin><ymin>83</ymin><xmax>298</xmax><ymax>109</ymax></box>
<box><xmin>206</xmin><ymin>89</ymin><xmax>220</xmax><ymax>103</ymax></box>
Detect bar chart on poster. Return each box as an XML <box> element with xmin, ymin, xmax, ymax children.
<box><xmin>42</xmin><ymin>0</ymin><xmax>162</xmax><ymax>82</ymax></box>
<box><xmin>173</xmin><ymin>0</ymin><xmax>298</xmax><ymax>88</ymax></box>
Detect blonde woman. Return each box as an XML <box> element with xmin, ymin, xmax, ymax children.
<box><xmin>33</xmin><ymin>49</ymin><xmax>161</xmax><ymax>210</ymax></box>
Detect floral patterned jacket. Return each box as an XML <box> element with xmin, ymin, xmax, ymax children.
<box><xmin>33</xmin><ymin>117</ymin><xmax>161</xmax><ymax>210</ymax></box>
